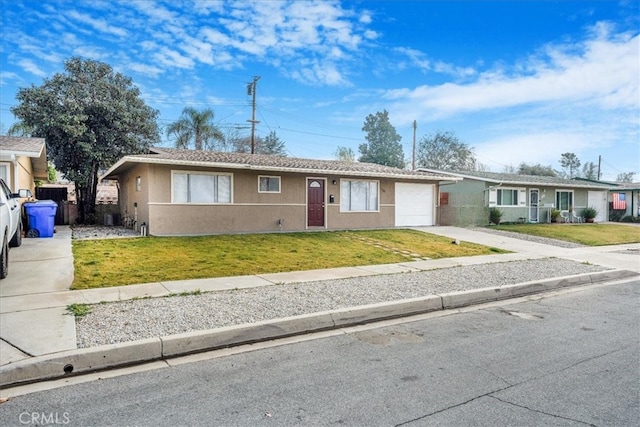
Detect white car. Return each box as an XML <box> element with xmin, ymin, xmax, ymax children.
<box><xmin>0</xmin><ymin>178</ymin><xmax>29</xmax><ymax>279</ymax></box>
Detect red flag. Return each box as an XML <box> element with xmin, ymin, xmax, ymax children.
<box><xmin>613</xmin><ymin>193</ymin><xmax>626</xmax><ymax>210</ymax></box>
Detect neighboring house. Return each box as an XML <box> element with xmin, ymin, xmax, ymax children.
<box><xmin>608</xmin><ymin>183</ymin><xmax>640</xmax><ymax>220</ymax></box>
<box><xmin>418</xmin><ymin>169</ymin><xmax>613</xmax><ymax>226</ymax></box>
<box><xmin>101</xmin><ymin>148</ymin><xmax>457</xmax><ymax>236</ymax></box>
<box><xmin>0</xmin><ymin>136</ymin><xmax>47</xmax><ymax>194</ymax></box>
<box><xmin>573</xmin><ymin>178</ymin><xmax>640</xmax><ymax>221</ymax></box>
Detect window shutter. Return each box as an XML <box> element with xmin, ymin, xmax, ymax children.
<box><xmin>519</xmin><ymin>189</ymin><xmax>527</xmax><ymax>206</ymax></box>
<box><xmin>488</xmin><ymin>188</ymin><xmax>497</xmax><ymax>206</ymax></box>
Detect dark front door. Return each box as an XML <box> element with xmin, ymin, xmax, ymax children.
<box><xmin>307</xmin><ymin>179</ymin><xmax>325</xmax><ymax>227</ymax></box>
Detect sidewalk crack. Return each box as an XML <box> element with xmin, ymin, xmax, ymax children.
<box><xmin>0</xmin><ymin>337</ymin><xmax>34</xmax><ymax>358</ymax></box>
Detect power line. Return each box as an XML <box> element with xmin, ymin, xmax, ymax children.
<box><xmin>274</xmin><ymin>126</ymin><xmax>363</xmax><ymax>142</ymax></box>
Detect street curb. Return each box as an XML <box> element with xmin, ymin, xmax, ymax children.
<box><xmin>1</xmin><ymin>269</ymin><xmax>637</xmax><ymax>388</ymax></box>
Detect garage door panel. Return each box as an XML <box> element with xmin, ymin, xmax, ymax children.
<box><xmin>587</xmin><ymin>191</ymin><xmax>607</xmax><ymax>222</ymax></box>
<box><xmin>395</xmin><ymin>183</ymin><xmax>434</xmax><ymax>226</ymax></box>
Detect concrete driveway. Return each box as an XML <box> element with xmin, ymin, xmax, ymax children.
<box><xmin>0</xmin><ymin>226</ymin><xmax>76</xmax><ymax>364</ymax></box>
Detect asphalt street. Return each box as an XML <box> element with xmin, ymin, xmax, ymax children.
<box><xmin>1</xmin><ymin>279</ymin><xmax>637</xmax><ymax>426</ymax></box>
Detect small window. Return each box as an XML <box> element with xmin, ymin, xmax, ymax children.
<box><xmin>497</xmin><ymin>189</ymin><xmax>518</xmax><ymax>206</ymax></box>
<box><xmin>135</xmin><ymin>176</ymin><xmax>141</xmax><ymax>192</ymax></box>
<box><xmin>340</xmin><ymin>179</ymin><xmax>379</xmax><ymax>212</ymax></box>
<box><xmin>555</xmin><ymin>190</ymin><xmax>573</xmax><ymax>211</ymax></box>
<box><xmin>258</xmin><ymin>176</ymin><xmax>280</xmax><ymax>193</ymax></box>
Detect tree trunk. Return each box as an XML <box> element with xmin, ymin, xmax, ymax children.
<box><xmin>75</xmin><ymin>162</ymin><xmax>100</xmax><ymax>224</ymax></box>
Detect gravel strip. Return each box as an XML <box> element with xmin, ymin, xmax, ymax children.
<box><xmin>72</xmin><ymin>225</ymin><xmax>140</xmax><ymax>240</ymax></box>
<box><xmin>75</xmin><ymin>258</ymin><xmax>609</xmax><ymax>348</ymax></box>
<box><xmin>473</xmin><ymin>227</ymin><xmax>585</xmax><ymax>248</ymax></box>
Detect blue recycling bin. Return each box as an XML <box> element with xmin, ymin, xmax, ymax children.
<box><xmin>24</xmin><ymin>200</ymin><xmax>58</xmax><ymax>238</ymax></box>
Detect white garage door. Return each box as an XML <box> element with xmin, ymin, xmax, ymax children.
<box><xmin>395</xmin><ymin>183</ymin><xmax>434</xmax><ymax>226</ymax></box>
<box><xmin>587</xmin><ymin>191</ymin><xmax>608</xmax><ymax>222</ymax></box>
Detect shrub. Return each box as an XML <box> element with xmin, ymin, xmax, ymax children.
<box><xmin>609</xmin><ymin>211</ymin><xmax>624</xmax><ymax>222</ymax></box>
<box><xmin>550</xmin><ymin>209</ymin><xmax>561</xmax><ymax>223</ymax></box>
<box><xmin>621</xmin><ymin>215</ymin><xmax>640</xmax><ymax>223</ymax></box>
<box><xmin>489</xmin><ymin>207</ymin><xmax>503</xmax><ymax>225</ymax></box>
<box><xmin>582</xmin><ymin>207</ymin><xmax>598</xmax><ymax>221</ymax></box>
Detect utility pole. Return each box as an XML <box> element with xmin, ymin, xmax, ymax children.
<box><xmin>246</xmin><ymin>76</ymin><xmax>261</xmax><ymax>154</ymax></box>
<box><xmin>597</xmin><ymin>155</ymin><xmax>602</xmax><ymax>180</ymax></box>
<box><xmin>412</xmin><ymin>120</ymin><xmax>417</xmax><ymax>170</ymax></box>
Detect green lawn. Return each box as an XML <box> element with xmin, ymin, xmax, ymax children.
<box><xmin>494</xmin><ymin>223</ymin><xmax>640</xmax><ymax>246</ymax></box>
<box><xmin>72</xmin><ymin>229</ymin><xmax>506</xmax><ymax>289</ymax></box>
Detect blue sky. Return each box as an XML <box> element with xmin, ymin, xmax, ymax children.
<box><xmin>1</xmin><ymin>0</ymin><xmax>638</xmax><ymax>180</ymax></box>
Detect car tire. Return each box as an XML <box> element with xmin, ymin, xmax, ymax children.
<box><xmin>0</xmin><ymin>233</ymin><xmax>8</xmax><ymax>279</ymax></box>
<box><xmin>9</xmin><ymin>220</ymin><xmax>22</xmax><ymax>247</ymax></box>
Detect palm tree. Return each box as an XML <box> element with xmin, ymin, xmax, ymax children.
<box><xmin>166</xmin><ymin>107</ymin><xmax>224</xmax><ymax>151</ymax></box>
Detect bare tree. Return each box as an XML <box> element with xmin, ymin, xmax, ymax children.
<box><xmin>334</xmin><ymin>146</ymin><xmax>355</xmax><ymax>162</ymax></box>
<box><xmin>416</xmin><ymin>131</ymin><xmax>476</xmax><ymax>171</ymax></box>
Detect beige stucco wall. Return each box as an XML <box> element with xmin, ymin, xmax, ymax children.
<box><xmin>16</xmin><ymin>156</ymin><xmax>36</xmax><ymax>194</ymax></box>
<box><xmin>116</xmin><ymin>163</ymin><xmax>151</xmax><ymax>230</ymax></box>
<box><xmin>113</xmin><ymin>163</ymin><xmax>436</xmax><ymax>236</ymax></box>
<box><xmin>1</xmin><ymin>156</ymin><xmax>37</xmax><ymax>194</ymax></box>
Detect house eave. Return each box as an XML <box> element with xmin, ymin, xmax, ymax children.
<box><xmin>417</xmin><ymin>168</ymin><xmax>615</xmax><ymax>190</ymax></box>
<box><xmin>103</xmin><ymin>156</ymin><xmax>459</xmax><ymax>182</ymax></box>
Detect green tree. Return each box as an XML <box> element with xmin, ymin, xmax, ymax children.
<box><xmin>559</xmin><ymin>152</ymin><xmax>581</xmax><ymax>178</ymax></box>
<box><xmin>616</xmin><ymin>172</ymin><xmax>635</xmax><ymax>183</ymax></box>
<box><xmin>11</xmin><ymin>57</ymin><xmax>159</xmax><ymax>223</ymax></box>
<box><xmin>359</xmin><ymin>110</ymin><xmax>405</xmax><ymax>168</ymax></box>
<box><xmin>47</xmin><ymin>162</ymin><xmax>57</xmax><ymax>183</ymax></box>
<box><xmin>334</xmin><ymin>146</ymin><xmax>355</xmax><ymax>162</ymax></box>
<box><xmin>166</xmin><ymin>107</ymin><xmax>224</xmax><ymax>151</ymax></box>
<box><xmin>582</xmin><ymin>162</ymin><xmax>598</xmax><ymax>180</ymax></box>
<box><xmin>261</xmin><ymin>131</ymin><xmax>287</xmax><ymax>156</ymax></box>
<box><xmin>228</xmin><ymin>131</ymin><xmax>286</xmax><ymax>156</ymax></box>
<box><xmin>416</xmin><ymin>131</ymin><xmax>476</xmax><ymax>171</ymax></box>
<box><xmin>518</xmin><ymin>163</ymin><xmax>557</xmax><ymax>176</ymax></box>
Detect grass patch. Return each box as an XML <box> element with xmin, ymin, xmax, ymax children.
<box><xmin>494</xmin><ymin>223</ymin><xmax>640</xmax><ymax>246</ymax></box>
<box><xmin>66</xmin><ymin>303</ymin><xmax>92</xmax><ymax>317</ymax></box>
<box><xmin>72</xmin><ymin>229</ymin><xmax>507</xmax><ymax>289</ymax></box>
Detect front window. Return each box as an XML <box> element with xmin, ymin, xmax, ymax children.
<box><xmin>556</xmin><ymin>190</ymin><xmax>573</xmax><ymax>211</ymax></box>
<box><xmin>340</xmin><ymin>180</ymin><xmax>379</xmax><ymax>212</ymax></box>
<box><xmin>258</xmin><ymin>176</ymin><xmax>280</xmax><ymax>193</ymax></box>
<box><xmin>172</xmin><ymin>171</ymin><xmax>232</xmax><ymax>203</ymax></box>
<box><xmin>497</xmin><ymin>189</ymin><xmax>518</xmax><ymax>206</ymax></box>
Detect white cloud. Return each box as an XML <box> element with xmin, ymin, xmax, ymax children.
<box><xmin>0</xmin><ymin>71</ymin><xmax>21</xmax><ymax>86</ymax></box>
<box><xmin>385</xmin><ymin>29</ymin><xmax>639</xmax><ymax>123</ymax></box>
<box><xmin>153</xmin><ymin>47</ymin><xmax>195</xmax><ymax>69</ymax></box>
<box><xmin>129</xmin><ymin>62</ymin><xmax>163</xmax><ymax>77</ymax></box>
<box><xmin>66</xmin><ymin>10</ymin><xmax>128</xmax><ymax>37</ymax></box>
<box><xmin>17</xmin><ymin>59</ymin><xmax>47</xmax><ymax>77</ymax></box>
<box><xmin>394</xmin><ymin>47</ymin><xmax>477</xmax><ymax>78</ymax></box>
<box><xmin>72</xmin><ymin>46</ymin><xmax>108</xmax><ymax>61</ymax></box>
<box><xmin>476</xmin><ymin>132</ymin><xmax>592</xmax><ymax>170</ymax></box>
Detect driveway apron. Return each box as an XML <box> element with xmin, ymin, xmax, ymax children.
<box><xmin>0</xmin><ymin>226</ymin><xmax>76</xmax><ymax>364</ymax></box>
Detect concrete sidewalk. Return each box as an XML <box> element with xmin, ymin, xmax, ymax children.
<box><xmin>1</xmin><ymin>225</ymin><xmax>638</xmax><ymax>387</ymax></box>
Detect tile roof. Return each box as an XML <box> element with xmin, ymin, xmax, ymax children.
<box><xmin>419</xmin><ymin>169</ymin><xmax>615</xmax><ymax>189</ymax></box>
<box><xmin>103</xmin><ymin>148</ymin><xmax>456</xmax><ymax>181</ymax></box>
<box><xmin>0</xmin><ymin>136</ymin><xmax>46</xmax><ymax>155</ymax></box>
